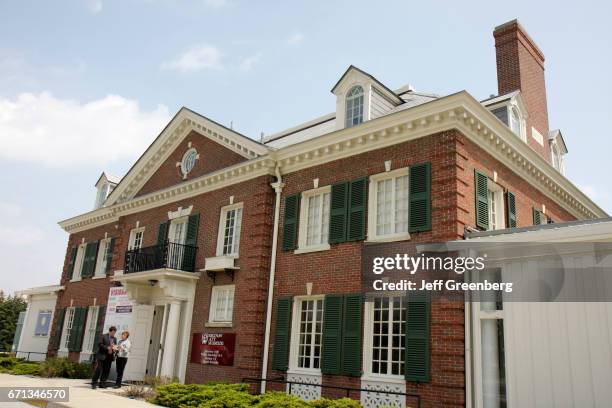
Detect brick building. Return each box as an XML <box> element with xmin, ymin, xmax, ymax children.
<box><xmin>37</xmin><ymin>19</ymin><xmax>607</xmax><ymax>408</ymax></box>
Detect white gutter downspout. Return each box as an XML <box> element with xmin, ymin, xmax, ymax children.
<box><xmin>260</xmin><ymin>164</ymin><xmax>284</xmax><ymax>393</ymax></box>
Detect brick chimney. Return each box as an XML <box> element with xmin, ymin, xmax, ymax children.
<box><xmin>494</xmin><ymin>19</ymin><xmax>550</xmax><ymax>161</ymax></box>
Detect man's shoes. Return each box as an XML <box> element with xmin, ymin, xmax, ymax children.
<box><xmin>99</xmin><ymin>384</ymin><xmax>107</xmax><ymax>389</ymax></box>
<box><xmin>91</xmin><ymin>384</ymin><xmax>97</xmax><ymax>389</ymax></box>
<box><xmin>113</xmin><ymin>385</ymin><xmax>121</xmax><ymax>389</ymax></box>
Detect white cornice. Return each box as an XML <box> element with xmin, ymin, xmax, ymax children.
<box><xmin>59</xmin><ymin>92</ymin><xmax>606</xmax><ymax>234</ymax></box>
<box><xmin>59</xmin><ymin>157</ymin><xmax>276</xmax><ymax>233</ymax></box>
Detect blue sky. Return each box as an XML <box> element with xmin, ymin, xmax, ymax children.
<box><xmin>1</xmin><ymin>0</ymin><xmax>611</xmax><ymax>294</ymax></box>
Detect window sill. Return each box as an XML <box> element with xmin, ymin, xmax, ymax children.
<box><xmin>69</xmin><ymin>278</ymin><xmax>82</xmax><ymax>283</ymax></box>
<box><xmin>365</xmin><ymin>233</ymin><xmax>411</xmax><ymax>243</ymax></box>
<box><xmin>360</xmin><ymin>374</ymin><xmax>406</xmax><ymax>384</ymax></box>
<box><xmin>287</xmin><ymin>368</ymin><xmax>322</xmax><ymax>376</ymax></box>
<box><xmin>92</xmin><ymin>275</ymin><xmax>107</xmax><ymax>280</ymax></box>
<box><xmin>294</xmin><ymin>244</ymin><xmax>330</xmax><ymax>254</ymax></box>
<box><xmin>205</xmin><ymin>322</ymin><xmax>233</xmax><ymax>328</ymax></box>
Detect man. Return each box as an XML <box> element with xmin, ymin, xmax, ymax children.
<box><xmin>91</xmin><ymin>326</ymin><xmax>117</xmax><ymax>389</ymax></box>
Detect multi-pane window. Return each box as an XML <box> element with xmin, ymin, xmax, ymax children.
<box><xmin>95</xmin><ymin>239</ymin><xmax>112</xmax><ymax>277</ymax></box>
<box><xmin>209</xmin><ymin>285</ymin><xmax>235</xmax><ymax>323</ymax></box>
<box><xmin>305</xmin><ymin>192</ymin><xmax>330</xmax><ymax>247</ymax></box>
<box><xmin>72</xmin><ymin>244</ymin><xmax>87</xmax><ymax>280</ymax></box>
<box><xmin>345</xmin><ymin>85</ymin><xmax>364</xmax><ymax>128</ymax></box>
<box><xmin>371</xmin><ymin>296</ymin><xmax>406</xmax><ymax>376</ymax></box>
<box><xmin>487</xmin><ymin>183</ymin><xmax>505</xmax><ymax>231</ymax></box>
<box><xmin>375</xmin><ymin>174</ymin><xmax>409</xmax><ymax>237</ymax></box>
<box><xmin>129</xmin><ymin>228</ymin><xmax>144</xmax><ymax>250</ymax></box>
<box><xmin>297</xmin><ymin>299</ymin><xmax>323</xmax><ymax>370</ymax></box>
<box><xmin>61</xmin><ymin>308</ymin><xmax>76</xmax><ymax>350</ymax></box>
<box><xmin>34</xmin><ymin>310</ymin><xmax>52</xmax><ymax>336</ymax></box>
<box><xmin>218</xmin><ymin>205</ymin><xmax>243</xmax><ymax>256</ymax></box>
<box><xmin>81</xmin><ymin>306</ymin><xmax>99</xmax><ymax>354</ymax></box>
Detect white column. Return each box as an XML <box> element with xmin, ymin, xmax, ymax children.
<box><xmin>159</xmin><ymin>301</ymin><xmax>181</xmax><ymax>378</ymax></box>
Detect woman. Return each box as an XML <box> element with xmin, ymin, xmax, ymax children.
<box><xmin>114</xmin><ymin>331</ymin><xmax>131</xmax><ymax>388</ymax></box>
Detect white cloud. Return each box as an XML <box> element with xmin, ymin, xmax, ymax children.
<box><xmin>287</xmin><ymin>33</ymin><xmax>305</xmax><ymax>46</ymax></box>
<box><xmin>239</xmin><ymin>53</ymin><xmax>261</xmax><ymax>72</ymax></box>
<box><xmin>0</xmin><ymin>92</ymin><xmax>170</xmax><ymax>167</ymax></box>
<box><xmin>161</xmin><ymin>45</ymin><xmax>224</xmax><ymax>73</ymax></box>
<box><xmin>87</xmin><ymin>0</ymin><xmax>103</xmax><ymax>13</ymax></box>
<box><xmin>205</xmin><ymin>0</ymin><xmax>229</xmax><ymax>8</ymax></box>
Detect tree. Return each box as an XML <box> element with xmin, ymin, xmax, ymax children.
<box><xmin>0</xmin><ymin>292</ymin><xmax>27</xmax><ymax>351</ymax></box>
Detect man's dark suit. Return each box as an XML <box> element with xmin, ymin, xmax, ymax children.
<box><xmin>91</xmin><ymin>332</ymin><xmax>117</xmax><ymax>388</ymax></box>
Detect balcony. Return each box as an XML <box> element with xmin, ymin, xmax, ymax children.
<box><xmin>124</xmin><ymin>241</ymin><xmax>198</xmax><ymax>274</ymax></box>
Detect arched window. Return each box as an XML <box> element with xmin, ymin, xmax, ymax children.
<box><xmin>551</xmin><ymin>143</ymin><xmax>560</xmax><ymax>170</ymax></box>
<box><xmin>509</xmin><ymin>107</ymin><xmax>522</xmax><ymax>139</ymax></box>
<box><xmin>345</xmin><ymin>85</ymin><xmax>364</xmax><ymax>128</ymax></box>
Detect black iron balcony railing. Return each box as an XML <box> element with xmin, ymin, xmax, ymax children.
<box><xmin>124</xmin><ymin>241</ymin><xmax>198</xmax><ymax>274</ymax></box>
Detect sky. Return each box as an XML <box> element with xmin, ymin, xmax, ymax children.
<box><xmin>1</xmin><ymin>0</ymin><xmax>611</xmax><ymax>295</ymax></box>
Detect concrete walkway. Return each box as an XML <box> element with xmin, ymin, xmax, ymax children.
<box><xmin>0</xmin><ymin>374</ymin><xmax>157</xmax><ymax>408</ymax></box>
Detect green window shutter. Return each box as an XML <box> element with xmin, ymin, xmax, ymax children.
<box><xmin>68</xmin><ymin>307</ymin><xmax>88</xmax><ymax>352</ymax></box>
<box><xmin>51</xmin><ymin>308</ymin><xmax>66</xmax><ymax>350</ymax></box>
<box><xmin>66</xmin><ymin>247</ymin><xmax>77</xmax><ymax>280</ymax></box>
<box><xmin>475</xmin><ymin>170</ymin><xmax>489</xmax><ymax>230</ymax></box>
<box><xmin>281</xmin><ymin>194</ymin><xmax>300</xmax><ymax>251</ymax></box>
<box><xmin>347</xmin><ymin>178</ymin><xmax>368</xmax><ymax>241</ymax></box>
<box><xmin>533</xmin><ymin>208</ymin><xmax>542</xmax><ymax>225</ymax></box>
<box><xmin>105</xmin><ymin>238</ymin><xmax>115</xmax><ymax>275</ymax></box>
<box><xmin>272</xmin><ymin>297</ymin><xmax>292</xmax><ymax>371</ymax></box>
<box><xmin>321</xmin><ymin>294</ymin><xmax>344</xmax><ymax>374</ymax></box>
<box><xmin>157</xmin><ymin>221</ymin><xmax>170</xmax><ymax>246</ymax></box>
<box><xmin>405</xmin><ymin>291</ymin><xmax>431</xmax><ymax>382</ymax></box>
<box><xmin>81</xmin><ymin>241</ymin><xmax>99</xmax><ymax>278</ymax></box>
<box><xmin>94</xmin><ymin>306</ymin><xmax>106</xmax><ymax>352</ymax></box>
<box><xmin>506</xmin><ymin>192</ymin><xmax>517</xmax><ymax>228</ymax></box>
<box><xmin>183</xmin><ymin>214</ymin><xmax>200</xmax><ymax>271</ymax></box>
<box><xmin>409</xmin><ymin>162</ymin><xmax>432</xmax><ymax>233</ymax></box>
<box><xmin>341</xmin><ymin>294</ymin><xmax>363</xmax><ymax>376</ymax></box>
<box><xmin>329</xmin><ymin>182</ymin><xmax>349</xmax><ymax>244</ymax></box>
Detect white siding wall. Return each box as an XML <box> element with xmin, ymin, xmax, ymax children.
<box><xmin>370</xmin><ymin>87</ymin><xmax>395</xmax><ymax>120</ymax></box>
<box><xmin>16</xmin><ymin>294</ymin><xmax>57</xmax><ymax>361</ymax></box>
<box><xmin>501</xmin><ymin>257</ymin><xmax>612</xmax><ymax>407</ymax></box>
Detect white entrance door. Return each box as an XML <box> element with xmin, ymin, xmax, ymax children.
<box><xmin>167</xmin><ymin>219</ymin><xmax>187</xmax><ymax>269</ymax></box>
<box><xmin>123</xmin><ymin>305</ymin><xmax>154</xmax><ymax>381</ymax></box>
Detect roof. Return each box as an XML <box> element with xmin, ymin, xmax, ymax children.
<box><xmin>465</xmin><ymin>217</ymin><xmax>612</xmax><ymax>241</ymax></box>
<box><xmin>95</xmin><ymin>171</ymin><xmax>121</xmax><ymax>187</ymax></box>
<box><xmin>549</xmin><ymin>129</ymin><xmax>568</xmax><ymax>153</ymax></box>
<box><xmin>330</xmin><ymin>65</ymin><xmax>402</xmax><ymax>104</ymax></box>
<box><xmin>480</xmin><ymin>90</ymin><xmax>520</xmax><ymax>106</ymax></box>
<box><xmin>16</xmin><ymin>284</ymin><xmax>64</xmax><ymax>297</ymax></box>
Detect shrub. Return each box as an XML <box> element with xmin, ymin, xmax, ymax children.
<box><xmin>0</xmin><ymin>356</ymin><xmax>20</xmax><ymax>369</ymax></box>
<box><xmin>123</xmin><ymin>383</ymin><xmax>156</xmax><ymax>400</ymax></box>
<box><xmin>9</xmin><ymin>362</ymin><xmax>41</xmax><ymax>376</ymax></box>
<box><xmin>310</xmin><ymin>398</ymin><xmax>363</xmax><ymax>408</ymax></box>
<box><xmin>38</xmin><ymin>358</ymin><xmax>92</xmax><ymax>379</ymax></box>
<box><xmin>254</xmin><ymin>391</ymin><xmax>310</xmax><ymax>408</ymax></box>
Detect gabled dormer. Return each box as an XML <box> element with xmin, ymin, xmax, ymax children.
<box><xmin>482</xmin><ymin>91</ymin><xmax>529</xmax><ymax>142</ymax></box>
<box><xmin>331</xmin><ymin>65</ymin><xmax>403</xmax><ymax>131</ymax></box>
<box><xmin>549</xmin><ymin>129</ymin><xmax>568</xmax><ymax>174</ymax></box>
<box><xmin>94</xmin><ymin>172</ymin><xmax>120</xmax><ymax>209</ymax></box>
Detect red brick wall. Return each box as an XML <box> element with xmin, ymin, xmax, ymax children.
<box><xmin>136</xmin><ymin>131</ymin><xmax>248</xmax><ymax>197</ymax></box>
<box><xmin>268</xmin><ymin>131</ymin><xmax>466</xmax><ymax>407</ymax></box>
<box><xmin>494</xmin><ymin>20</ymin><xmax>551</xmax><ymax>162</ymax></box>
<box><xmin>49</xmin><ymin>222</ymin><xmax>119</xmax><ymax>358</ymax></box>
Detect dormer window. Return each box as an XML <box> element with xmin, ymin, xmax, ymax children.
<box><xmin>93</xmin><ymin>172</ymin><xmax>119</xmax><ymax>209</ymax></box>
<box><xmin>548</xmin><ymin>130</ymin><xmax>567</xmax><ymax>175</ymax></box>
<box><xmin>484</xmin><ymin>91</ymin><xmax>527</xmax><ymax>142</ymax></box>
<box><xmin>510</xmin><ymin>107</ymin><xmax>521</xmax><ymax>137</ymax></box>
<box><xmin>345</xmin><ymin>85</ymin><xmax>364</xmax><ymax>128</ymax></box>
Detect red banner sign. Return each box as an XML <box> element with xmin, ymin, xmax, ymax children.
<box><xmin>191</xmin><ymin>333</ymin><xmax>236</xmax><ymax>366</ymax></box>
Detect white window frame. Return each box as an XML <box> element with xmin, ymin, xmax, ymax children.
<box><xmin>345</xmin><ymin>85</ymin><xmax>365</xmax><ymax>128</ymax></box>
<box><xmin>361</xmin><ymin>296</ymin><xmax>407</xmax><ymax>382</ymax></box>
<box><xmin>71</xmin><ymin>244</ymin><xmax>87</xmax><ymax>282</ymax></box>
<box><xmin>79</xmin><ymin>306</ymin><xmax>100</xmax><ymax>361</ymax></box>
<box><xmin>367</xmin><ymin>168</ymin><xmax>411</xmax><ymax>243</ymax></box>
<box><xmin>128</xmin><ymin>227</ymin><xmax>145</xmax><ymax>251</ymax></box>
<box><xmin>93</xmin><ymin>238</ymin><xmax>112</xmax><ymax>278</ymax></box>
<box><xmin>208</xmin><ymin>285</ymin><xmax>235</xmax><ymax>325</ymax></box>
<box><xmin>58</xmin><ymin>307</ymin><xmax>75</xmax><ymax>354</ymax></box>
<box><xmin>216</xmin><ymin>203</ymin><xmax>243</xmax><ymax>257</ymax></box>
<box><xmin>34</xmin><ymin>310</ymin><xmax>53</xmax><ymax>337</ymax></box>
<box><xmin>295</xmin><ymin>186</ymin><xmax>331</xmax><ymax>254</ymax></box>
<box><xmin>487</xmin><ymin>182</ymin><xmax>505</xmax><ymax>231</ymax></box>
<box><xmin>288</xmin><ymin>295</ymin><xmax>325</xmax><ymax>374</ymax></box>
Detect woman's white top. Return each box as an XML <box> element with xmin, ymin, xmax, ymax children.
<box><xmin>117</xmin><ymin>339</ymin><xmax>132</xmax><ymax>358</ymax></box>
